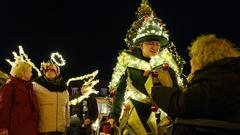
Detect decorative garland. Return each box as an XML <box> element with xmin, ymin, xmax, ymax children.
<box><xmin>108</xmin><ymin>48</ymin><xmax>184</xmax><ymax>91</ymax></box>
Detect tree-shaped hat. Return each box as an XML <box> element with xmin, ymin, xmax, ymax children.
<box><xmin>125</xmin><ymin>0</ymin><xmax>169</xmax><ymax>49</ymax></box>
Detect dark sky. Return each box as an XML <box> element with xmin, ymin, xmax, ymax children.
<box><xmin>1</xmin><ymin>0</ymin><xmax>239</xmax><ymax>83</ymax></box>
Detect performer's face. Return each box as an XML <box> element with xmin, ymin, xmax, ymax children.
<box><xmin>140</xmin><ymin>41</ymin><xmax>160</xmax><ymax>58</ymax></box>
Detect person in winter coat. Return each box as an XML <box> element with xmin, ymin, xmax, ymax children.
<box><xmin>33</xmin><ymin>61</ymin><xmax>70</xmax><ymax>135</ymax></box>
<box><xmin>67</xmin><ymin>81</ymin><xmax>98</xmax><ymax>135</ymax></box>
<box><xmin>152</xmin><ymin>34</ymin><xmax>240</xmax><ymax>134</ymax></box>
<box><xmin>0</xmin><ymin>60</ymin><xmax>38</xmax><ymax>135</ymax></box>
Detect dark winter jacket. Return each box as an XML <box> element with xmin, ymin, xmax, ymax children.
<box><xmin>152</xmin><ymin>57</ymin><xmax>240</xmax><ymax>123</ymax></box>
<box><xmin>0</xmin><ymin>76</ymin><xmax>38</xmax><ymax>135</ymax></box>
<box><xmin>77</xmin><ymin>94</ymin><xmax>98</xmax><ymax>123</ymax></box>
<box><xmin>69</xmin><ymin>85</ymin><xmax>98</xmax><ymax>125</ymax></box>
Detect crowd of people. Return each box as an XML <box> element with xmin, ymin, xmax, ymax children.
<box><xmin>1</xmin><ymin>0</ymin><xmax>240</xmax><ymax>135</ymax></box>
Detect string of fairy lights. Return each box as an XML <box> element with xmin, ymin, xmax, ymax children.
<box><xmin>67</xmin><ymin>70</ymin><xmax>100</xmax><ymax>105</ymax></box>
<box><xmin>68</xmin><ymin>79</ymin><xmax>99</xmax><ymax>105</ymax></box>
<box><xmin>6</xmin><ymin>45</ymin><xmax>42</xmax><ymax>77</ymax></box>
<box><xmin>66</xmin><ymin>70</ymin><xmax>99</xmax><ymax>86</ymax></box>
<box><xmin>50</xmin><ymin>52</ymin><xmax>66</xmax><ymax>67</ymax></box>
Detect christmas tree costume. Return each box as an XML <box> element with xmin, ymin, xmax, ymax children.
<box><xmin>109</xmin><ymin>0</ymin><xmax>186</xmax><ymax>134</ymax></box>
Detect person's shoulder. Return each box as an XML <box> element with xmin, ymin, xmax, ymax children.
<box><xmin>4</xmin><ymin>79</ymin><xmax>12</xmax><ymax>85</ymax></box>
<box><xmin>0</xmin><ymin>79</ymin><xmax>14</xmax><ymax>93</ymax></box>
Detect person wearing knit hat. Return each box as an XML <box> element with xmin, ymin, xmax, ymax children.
<box><xmin>108</xmin><ymin>0</ymin><xmax>186</xmax><ymax>135</ymax></box>
<box><xmin>32</xmin><ymin>60</ymin><xmax>70</xmax><ymax>135</ymax></box>
<box><xmin>40</xmin><ymin>60</ymin><xmax>60</xmax><ymax>74</ymax></box>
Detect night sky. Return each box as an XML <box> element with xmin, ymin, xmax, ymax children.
<box><xmin>1</xmin><ymin>0</ymin><xmax>239</xmax><ymax>83</ymax></box>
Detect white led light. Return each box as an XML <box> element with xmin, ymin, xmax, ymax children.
<box><xmin>50</xmin><ymin>52</ymin><xmax>66</xmax><ymax>66</ymax></box>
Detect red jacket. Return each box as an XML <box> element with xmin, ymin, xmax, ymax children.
<box><xmin>0</xmin><ymin>76</ymin><xmax>38</xmax><ymax>135</ymax></box>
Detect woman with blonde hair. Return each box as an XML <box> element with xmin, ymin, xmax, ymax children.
<box><xmin>151</xmin><ymin>34</ymin><xmax>240</xmax><ymax>134</ymax></box>
<box><xmin>0</xmin><ymin>60</ymin><xmax>39</xmax><ymax>135</ymax></box>
<box><xmin>188</xmin><ymin>34</ymin><xmax>240</xmax><ymax>81</ymax></box>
